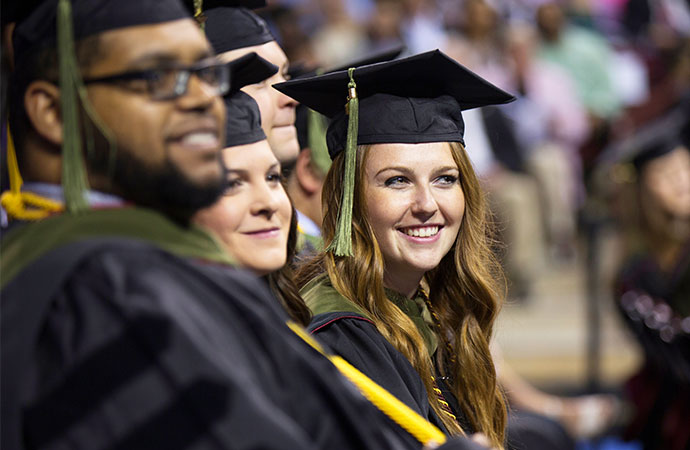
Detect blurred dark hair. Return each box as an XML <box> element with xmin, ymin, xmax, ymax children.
<box><xmin>265</xmin><ymin>203</ymin><xmax>312</xmax><ymax>326</ymax></box>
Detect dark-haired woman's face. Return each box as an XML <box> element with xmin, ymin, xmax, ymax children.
<box><xmin>363</xmin><ymin>142</ymin><xmax>465</xmax><ymax>282</ymax></box>
<box><xmin>193</xmin><ymin>141</ymin><xmax>292</xmax><ymax>275</ymax></box>
<box><xmin>642</xmin><ymin>146</ymin><xmax>690</xmax><ymax>220</ymax></box>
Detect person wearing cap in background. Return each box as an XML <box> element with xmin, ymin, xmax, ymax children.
<box><xmin>279</xmin><ymin>50</ymin><xmax>515</xmax><ymax>449</ymax></box>
<box><xmin>193</xmin><ymin>63</ymin><xmax>311</xmax><ymax>326</ymax></box>
<box><xmin>287</xmin><ymin>46</ymin><xmax>405</xmax><ymax>258</ymax></box>
<box><xmin>289</xmin><ymin>102</ymin><xmax>331</xmax><ymax>256</ymax></box>
<box><xmin>0</xmin><ymin>2</ymin><xmax>493</xmax><ymax>449</ymax></box>
<box><xmin>201</xmin><ymin>1</ymin><xmax>300</xmax><ymax>171</ymax></box>
<box><xmin>603</xmin><ymin>104</ymin><xmax>690</xmax><ymax>450</ymax></box>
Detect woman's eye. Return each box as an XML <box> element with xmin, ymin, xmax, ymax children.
<box><xmin>384</xmin><ymin>176</ymin><xmax>408</xmax><ymax>187</ymax></box>
<box><xmin>436</xmin><ymin>174</ymin><xmax>458</xmax><ymax>185</ymax></box>
<box><xmin>267</xmin><ymin>172</ymin><xmax>282</xmax><ymax>184</ymax></box>
<box><xmin>224</xmin><ymin>178</ymin><xmax>241</xmax><ymax>193</ymax></box>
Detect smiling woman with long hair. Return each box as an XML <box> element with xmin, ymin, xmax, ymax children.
<box><xmin>193</xmin><ymin>77</ymin><xmax>310</xmax><ymax>326</ymax></box>
<box><xmin>276</xmin><ymin>50</ymin><xmax>514</xmax><ymax>448</ymax></box>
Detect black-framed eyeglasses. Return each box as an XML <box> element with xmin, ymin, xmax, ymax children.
<box><xmin>83</xmin><ymin>59</ymin><xmax>230</xmax><ymax>100</ymax></box>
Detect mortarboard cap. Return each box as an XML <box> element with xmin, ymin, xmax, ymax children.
<box><xmin>597</xmin><ymin>106</ymin><xmax>688</xmax><ymax>173</ymax></box>
<box><xmin>223</xmin><ymin>91</ymin><xmax>265</xmax><ymax>147</ymax></box>
<box><xmin>12</xmin><ymin>0</ymin><xmax>190</xmax><ymax>68</ymax></box>
<box><xmin>293</xmin><ymin>44</ymin><xmax>406</xmax><ymax>176</ymax></box>
<box><xmin>227</xmin><ymin>51</ymin><xmax>278</xmax><ymax>94</ymax></box>
<box><xmin>274</xmin><ymin>49</ymin><xmax>515</xmax><ymax>159</ymax></box>
<box><xmin>223</xmin><ymin>52</ymin><xmax>275</xmax><ymax>147</ymax></box>
<box><xmin>204</xmin><ymin>7</ymin><xmax>274</xmax><ymax>54</ymax></box>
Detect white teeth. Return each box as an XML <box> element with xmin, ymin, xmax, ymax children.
<box><xmin>402</xmin><ymin>226</ymin><xmax>439</xmax><ymax>237</ymax></box>
<box><xmin>181</xmin><ymin>132</ymin><xmax>217</xmax><ymax>146</ymax></box>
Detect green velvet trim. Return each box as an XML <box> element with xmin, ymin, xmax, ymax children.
<box><xmin>300</xmin><ymin>275</ymin><xmax>438</xmax><ymax>356</ymax></box>
<box><xmin>300</xmin><ymin>275</ymin><xmax>370</xmax><ymax>318</ymax></box>
<box><xmin>1</xmin><ymin>207</ymin><xmax>234</xmax><ymax>288</ymax></box>
<box><xmin>384</xmin><ymin>288</ymin><xmax>438</xmax><ymax>356</ymax></box>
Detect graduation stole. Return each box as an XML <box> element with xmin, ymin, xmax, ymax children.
<box><xmin>1</xmin><ymin>207</ymin><xmax>234</xmax><ymax>289</ymax></box>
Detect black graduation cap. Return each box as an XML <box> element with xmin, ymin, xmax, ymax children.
<box><xmin>227</xmin><ymin>51</ymin><xmax>277</xmax><ymax>94</ymax></box>
<box><xmin>12</xmin><ymin>0</ymin><xmax>190</xmax><ymax>68</ymax></box>
<box><xmin>274</xmin><ymin>49</ymin><xmax>515</xmax><ymax>159</ymax></box>
<box><xmin>288</xmin><ymin>44</ymin><xmax>406</xmax><ymax>80</ymax></box>
<box><xmin>597</xmin><ymin>105</ymin><xmax>689</xmax><ymax>172</ymax></box>
<box><xmin>224</xmin><ymin>52</ymin><xmax>275</xmax><ymax>147</ymax></box>
<box><xmin>223</xmin><ymin>91</ymin><xmax>265</xmax><ymax>147</ymax></box>
<box><xmin>293</xmin><ymin>44</ymin><xmax>407</xmax><ymax>176</ymax></box>
<box><xmin>203</xmin><ymin>6</ymin><xmax>274</xmax><ymax>54</ymax></box>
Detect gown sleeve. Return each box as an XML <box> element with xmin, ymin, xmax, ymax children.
<box><xmin>22</xmin><ymin>246</ymin><xmax>322</xmax><ymax>450</ymax></box>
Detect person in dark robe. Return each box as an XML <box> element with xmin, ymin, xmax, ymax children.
<box><xmin>0</xmin><ymin>1</ymin><xmax>491</xmax><ymax>449</ymax></box>
<box><xmin>605</xmin><ymin>105</ymin><xmax>690</xmax><ymax>450</ymax></box>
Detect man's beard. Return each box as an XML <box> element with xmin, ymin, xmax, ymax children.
<box><xmin>91</xmin><ymin>146</ymin><xmax>224</xmax><ymax>224</ymax></box>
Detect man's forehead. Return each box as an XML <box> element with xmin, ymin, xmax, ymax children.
<box><xmin>91</xmin><ymin>18</ymin><xmax>211</xmax><ymax>69</ymax></box>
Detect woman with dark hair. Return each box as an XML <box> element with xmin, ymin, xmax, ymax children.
<box><xmin>276</xmin><ymin>51</ymin><xmax>515</xmax><ymax>449</ymax></box>
<box><xmin>193</xmin><ymin>60</ymin><xmax>310</xmax><ymax>326</ymax></box>
<box><xmin>608</xmin><ymin>108</ymin><xmax>690</xmax><ymax>450</ymax></box>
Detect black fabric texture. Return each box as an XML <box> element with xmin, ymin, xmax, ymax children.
<box><xmin>2</xmin><ymin>238</ymin><xmax>433</xmax><ymax>449</ymax></box>
<box><xmin>182</xmin><ymin>0</ymin><xmax>267</xmax><ymax>13</ymax></box>
<box><xmin>227</xmin><ymin>52</ymin><xmax>278</xmax><ymax>95</ymax></box>
<box><xmin>326</xmin><ymin>94</ymin><xmax>466</xmax><ymax>158</ymax></box>
<box><xmin>224</xmin><ymin>90</ymin><xmax>266</xmax><ymax>147</ymax></box>
<box><xmin>308</xmin><ymin>311</ymin><xmax>449</xmax><ymax>434</ymax></box>
<box><xmin>505</xmin><ymin>410</ymin><xmax>575</xmax><ymax>450</ymax></box>
<box><xmin>292</xmin><ymin>45</ymin><xmax>405</xmax><ymax>153</ymax></box>
<box><xmin>12</xmin><ymin>0</ymin><xmax>190</xmax><ymax>68</ymax></box>
<box><xmin>204</xmin><ymin>7</ymin><xmax>274</xmax><ymax>54</ymax></box>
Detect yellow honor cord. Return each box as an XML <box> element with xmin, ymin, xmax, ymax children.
<box><xmin>1</xmin><ymin>123</ymin><xmax>64</xmax><ymax>221</ymax></box>
<box><xmin>287</xmin><ymin>321</ymin><xmax>447</xmax><ymax>448</ymax></box>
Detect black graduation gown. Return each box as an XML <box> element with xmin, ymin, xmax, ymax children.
<box><xmin>303</xmin><ymin>278</ymin><xmax>575</xmax><ymax>450</ymax></box>
<box><xmin>2</xmin><ymin>238</ymin><xmax>484</xmax><ymax>450</ymax></box>
<box><xmin>308</xmin><ymin>311</ymin><xmax>453</xmax><ymax>434</ymax></box>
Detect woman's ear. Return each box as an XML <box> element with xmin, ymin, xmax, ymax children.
<box><xmin>24</xmin><ymin>80</ymin><xmax>62</xmax><ymax>146</ymax></box>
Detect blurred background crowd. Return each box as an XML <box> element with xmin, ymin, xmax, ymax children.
<box><xmin>254</xmin><ymin>0</ymin><xmax>690</xmax><ymax>448</ymax></box>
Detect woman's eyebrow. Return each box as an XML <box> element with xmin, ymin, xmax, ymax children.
<box><xmin>375</xmin><ymin>166</ymin><xmax>414</xmax><ymax>177</ymax></box>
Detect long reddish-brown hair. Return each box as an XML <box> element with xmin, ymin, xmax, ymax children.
<box><xmin>297</xmin><ymin>141</ymin><xmax>507</xmax><ymax>447</ymax></box>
